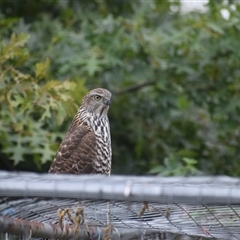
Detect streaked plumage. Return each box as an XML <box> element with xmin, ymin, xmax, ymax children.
<box><xmin>49</xmin><ymin>88</ymin><xmax>112</xmax><ymax>175</ymax></box>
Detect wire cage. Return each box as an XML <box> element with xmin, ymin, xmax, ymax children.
<box><xmin>1</xmin><ymin>171</ymin><xmax>240</xmax><ymax>240</ymax></box>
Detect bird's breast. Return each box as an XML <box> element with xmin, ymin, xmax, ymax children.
<box><xmin>92</xmin><ymin>118</ymin><xmax>112</xmax><ymax>175</ymax></box>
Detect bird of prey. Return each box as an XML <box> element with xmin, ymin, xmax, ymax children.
<box><xmin>49</xmin><ymin>88</ymin><xmax>112</xmax><ymax>176</ymax></box>
<box><xmin>48</xmin><ymin>88</ymin><xmax>112</xmax><ymax>235</ymax></box>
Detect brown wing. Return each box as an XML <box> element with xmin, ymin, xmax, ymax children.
<box><xmin>49</xmin><ymin>124</ymin><xmax>98</xmax><ymax>174</ymax></box>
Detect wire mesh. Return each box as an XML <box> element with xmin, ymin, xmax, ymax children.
<box><xmin>1</xmin><ymin>171</ymin><xmax>240</xmax><ymax>240</ymax></box>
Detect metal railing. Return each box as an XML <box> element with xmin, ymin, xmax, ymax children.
<box><xmin>1</xmin><ymin>171</ymin><xmax>240</xmax><ymax>240</ymax></box>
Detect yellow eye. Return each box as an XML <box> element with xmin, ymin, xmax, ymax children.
<box><xmin>94</xmin><ymin>95</ymin><xmax>101</xmax><ymax>101</ymax></box>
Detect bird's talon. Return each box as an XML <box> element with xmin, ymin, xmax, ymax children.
<box><xmin>57</xmin><ymin>208</ymin><xmax>67</xmax><ymax>228</ymax></box>
<box><xmin>66</xmin><ymin>208</ymin><xmax>75</xmax><ymax>223</ymax></box>
<box><xmin>103</xmin><ymin>223</ymin><xmax>113</xmax><ymax>240</ymax></box>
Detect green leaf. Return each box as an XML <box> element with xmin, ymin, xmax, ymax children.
<box><xmin>35</xmin><ymin>58</ymin><xmax>50</xmax><ymax>79</ymax></box>
<box><xmin>206</xmin><ymin>22</ymin><xmax>224</xmax><ymax>35</ymax></box>
<box><xmin>84</xmin><ymin>52</ymin><xmax>102</xmax><ymax>76</ymax></box>
<box><xmin>3</xmin><ymin>136</ymin><xmax>32</xmax><ymax>164</ymax></box>
<box><xmin>32</xmin><ymin>142</ymin><xmax>56</xmax><ymax>164</ymax></box>
<box><xmin>182</xmin><ymin>157</ymin><xmax>197</xmax><ymax>165</ymax></box>
<box><xmin>148</xmin><ymin>165</ymin><xmax>164</xmax><ymax>174</ymax></box>
<box><xmin>177</xmin><ymin>95</ymin><xmax>190</xmax><ymax>110</ymax></box>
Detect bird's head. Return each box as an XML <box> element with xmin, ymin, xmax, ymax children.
<box><xmin>81</xmin><ymin>88</ymin><xmax>112</xmax><ymax>118</ymax></box>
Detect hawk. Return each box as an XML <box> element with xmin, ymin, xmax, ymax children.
<box><xmin>49</xmin><ymin>88</ymin><xmax>112</xmax><ymax>176</ymax></box>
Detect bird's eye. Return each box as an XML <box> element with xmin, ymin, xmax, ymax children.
<box><xmin>94</xmin><ymin>95</ymin><xmax>102</xmax><ymax>101</ymax></box>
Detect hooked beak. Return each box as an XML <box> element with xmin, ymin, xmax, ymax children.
<box><xmin>104</xmin><ymin>98</ymin><xmax>111</xmax><ymax>106</ymax></box>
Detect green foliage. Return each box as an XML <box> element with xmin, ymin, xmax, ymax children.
<box><xmin>1</xmin><ymin>0</ymin><xmax>240</xmax><ymax>176</ymax></box>
<box><xmin>149</xmin><ymin>157</ymin><xmax>201</xmax><ymax>176</ymax></box>
<box><xmin>0</xmin><ymin>29</ymin><xmax>87</xmax><ymax>167</ymax></box>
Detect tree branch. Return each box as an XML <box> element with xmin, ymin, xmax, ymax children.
<box><xmin>114</xmin><ymin>80</ymin><xmax>157</xmax><ymax>94</ymax></box>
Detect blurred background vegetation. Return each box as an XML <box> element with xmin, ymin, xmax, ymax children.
<box><xmin>1</xmin><ymin>0</ymin><xmax>240</xmax><ymax>176</ymax></box>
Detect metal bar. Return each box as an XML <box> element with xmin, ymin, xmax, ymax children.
<box><xmin>0</xmin><ymin>215</ymin><xmax>89</xmax><ymax>239</ymax></box>
<box><xmin>0</xmin><ymin>215</ymin><xmax>164</xmax><ymax>240</ymax></box>
<box><xmin>0</xmin><ymin>171</ymin><xmax>240</xmax><ymax>204</ymax></box>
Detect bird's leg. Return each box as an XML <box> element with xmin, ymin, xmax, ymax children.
<box><xmin>66</xmin><ymin>208</ymin><xmax>75</xmax><ymax>223</ymax></box>
<box><xmin>103</xmin><ymin>223</ymin><xmax>113</xmax><ymax>240</ymax></box>
<box><xmin>138</xmin><ymin>201</ymin><xmax>149</xmax><ymax>216</ymax></box>
<box><xmin>101</xmin><ymin>201</ymin><xmax>113</xmax><ymax>240</ymax></box>
<box><xmin>57</xmin><ymin>208</ymin><xmax>69</xmax><ymax>229</ymax></box>
<box><xmin>74</xmin><ymin>207</ymin><xmax>84</xmax><ymax>234</ymax></box>
<box><xmin>65</xmin><ymin>207</ymin><xmax>89</xmax><ymax>235</ymax></box>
